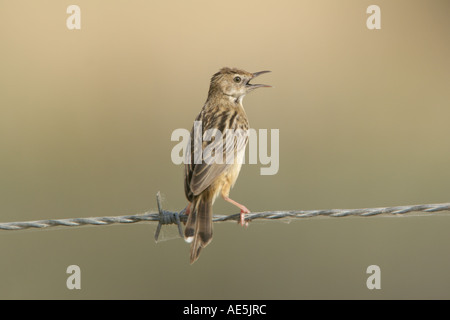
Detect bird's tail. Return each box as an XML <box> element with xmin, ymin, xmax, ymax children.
<box><xmin>184</xmin><ymin>196</ymin><xmax>213</xmax><ymax>264</ymax></box>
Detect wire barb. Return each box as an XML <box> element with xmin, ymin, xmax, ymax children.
<box><xmin>0</xmin><ymin>193</ymin><xmax>449</xmax><ymax>237</ymax></box>
<box><xmin>154</xmin><ymin>191</ymin><xmax>184</xmax><ymax>241</ymax></box>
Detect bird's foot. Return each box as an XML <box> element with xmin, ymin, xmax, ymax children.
<box><xmin>221</xmin><ymin>195</ymin><xmax>250</xmax><ymax>227</ymax></box>
<box><xmin>180</xmin><ymin>203</ymin><xmax>191</xmax><ymax>216</ymax></box>
<box><xmin>180</xmin><ymin>203</ymin><xmax>191</xmax><ymax>225</ymax></box>
<box><xmin>239</xmin><ymin>207</ymin><xmax>250</xmax><ymax>227</ymax></box>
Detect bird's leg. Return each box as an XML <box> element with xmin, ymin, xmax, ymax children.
<box><xmin>180</xmin><ymin>202</ymin><xmax>192</xmax><ymax>225</ymax></box>
<box><xmin>184</xmin><ymin>202</ymin><xmax>192</xmax><ymax>215</ymax></box>
<box><xmin>222</xmin><ymin>196</ymin><xmax>250</xmax><ymax>227</ymax></box>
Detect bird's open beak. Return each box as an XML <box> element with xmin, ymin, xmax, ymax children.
<box><xmin>247</xmin><ymin>70</ymin><xmax>271</xmax><ymax>89</ymax></box>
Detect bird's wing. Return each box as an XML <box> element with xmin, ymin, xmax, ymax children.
<box><xmin>184</xmin><ymin>111</ymin><xmax>248</xmax><ymax>198</ymax></box>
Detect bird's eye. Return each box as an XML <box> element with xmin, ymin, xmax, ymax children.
<box><xmin>233</xmin><ymin>76</ymin><xmax>241</xmax><ymax>83</ymax></box>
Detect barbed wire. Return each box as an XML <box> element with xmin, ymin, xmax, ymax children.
<box><xmin>0</xmin><ymin>192</ymin><xmax>449</xmax><ymax>241</ymax></box>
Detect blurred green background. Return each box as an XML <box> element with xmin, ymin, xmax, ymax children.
<box><xmin>0</xmin><ymin>0</ymin><xmax>449</xmax><ymax>299</ymax></box>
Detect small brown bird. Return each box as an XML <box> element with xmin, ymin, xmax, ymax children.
<box><xmin>184</xmin><ymin>67</ymin><xmax>271</xmax><ymax>264</ymax></box>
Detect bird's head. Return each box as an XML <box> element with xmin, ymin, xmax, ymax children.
<box><xmin>208</xmin><ymin>67</ymin><xmax>271</xmax><ymax>103</ymax></box>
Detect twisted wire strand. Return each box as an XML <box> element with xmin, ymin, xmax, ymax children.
<box><xmin>0</xmin><ymin>192</ymin><xmax>449</xmax><ymax>240</ymax></box>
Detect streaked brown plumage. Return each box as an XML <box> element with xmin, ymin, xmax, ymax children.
<box><xmin>184</xmin><ymin>67</ymin><xmax>271</xmax><ymax>264</ymax></box>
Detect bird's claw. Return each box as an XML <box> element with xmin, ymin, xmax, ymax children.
<box><xmin>239</xmin><ymin>208</ymin><xmax>250</xmax><ymax>227</ymax></box>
